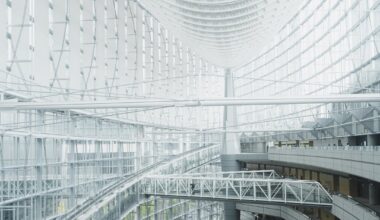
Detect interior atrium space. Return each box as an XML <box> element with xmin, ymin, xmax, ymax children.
<box><xmin>1</xmin><ymin>0</ymin><xmax>380</xmax><ymax>219</ymax></box>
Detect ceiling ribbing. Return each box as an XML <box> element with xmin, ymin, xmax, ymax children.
<box><xmin>138</xmin><ymin>0</ymin><xmax>302</xmax><ymax>67</ymax></box>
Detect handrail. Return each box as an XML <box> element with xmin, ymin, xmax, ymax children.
<box><xmin>62</xmin><ymin>144</ymin><xmax>220</xmax><ymax>219</ymax></box>
<box><xmin>142</xmin><ymin>172</ymin><xmax>333</xmax><ymax>207</ymax></box>
<box><xmin>270</xmin><ymin>145</ymin><xmax>380</xmax><ymax>151</ymax></box>
<box><xmin>333</xmin><ymin>193</ymin><xmax>380</xmax><ymax>217</ymax></box>
<box><xmin>57</xmin><ymin>159</ymin><xmax>168</xmax><ymax>220</ymax></box>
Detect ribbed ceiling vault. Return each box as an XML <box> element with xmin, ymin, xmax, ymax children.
<box><xmin>138</xmin><ymin>0</ymin><xmax>302</xmax><ymax>68</ymax></box>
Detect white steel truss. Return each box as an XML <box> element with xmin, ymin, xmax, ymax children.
<box><xmin>141</xmin><ymin>171</ymin><xmax>333</xmax><ymax>207</ymax></box>
<box><xmin>0</xmin><ymin>0</ymin><xmax>379</xmax><ymax>219</ymax></box>
<box><xmin>174</xmin><ymin>170</ymin><xmax>280</xmax><ymax>180</ymax></box>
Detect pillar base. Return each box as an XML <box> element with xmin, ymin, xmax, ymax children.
<box><xmin>224</xmin><ymin>201</ymin><xmax>240</xmax><ymax>220</ymax></box>
<box><xmin>221</xmin><ymin>154</ymin><xmax>240</xmax><ymax>220</ymax></box>
<box><xmin>220</xmin><ymin>154</ymin><xmax>241</xmax><ymax>172</ymax></box>
<box><xmin>369</xmin><ymin>182</ymin><xmax>380</xmax><ymax>205</ymax></box>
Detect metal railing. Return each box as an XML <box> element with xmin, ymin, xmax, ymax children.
<box><xmin>169</xmin><ymin>170</ymin><xmax>281</xmax><ymax>179</ymax></box>
<box><xmin>142</xmin><ymin>171</ymin><xmax>333</xmax><ymax>207</ymax></box>
<box><xmin>271</xmin><ymin>145</ymin><xmax>380</xmax><ymax>151</ymax></box>
<box><xmin>65</xmin><ymin>144</ymin><xmax>221</xmax><ymax>219</ymax></box>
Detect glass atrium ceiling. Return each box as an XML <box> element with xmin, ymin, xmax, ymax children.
<box><xmin>1</xmin><ymin>1</ymin><xmax>380</xmax><ymax>220</ymax></box>
<box><xmin>139</xmin><ymin>0</ymin><xmax>302</xmax><ymax>67</ymax></box>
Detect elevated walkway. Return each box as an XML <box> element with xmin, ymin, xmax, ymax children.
<box><xmin>233</xmin><ymin>146</ymin><xmax>380</xmax><ymax>183</ymax></box>
<box><xmin>142</xmin><ymin>170</ymin><xmax>333</xmax><ymax>207</ymax></box>
<box><xmin>268</xmin><ymin>146</ymin><xmax>380</xmax><ymax>182</ymax></box>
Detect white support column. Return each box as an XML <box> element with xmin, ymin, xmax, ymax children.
<box><xmin>68</xmin><ymin>0</ymin><xmax>81</xmax><ymax>97</ymax></box>
<box><xmin>117</xmin><ymin>0</ymin><xmax>127</xmax><ymax>97</ymax></box>
<box><xmin>141</xmin><ymin>140</ymin><xmax>146</xmax><ymax>166</ymax></box>
<box><xmin>68</xmin><ymin>140</ymin><xmax>76</xmax><ymax>209</ymax></box>
<box><xmin>0</xmin><ymin>91</ymin><xmax>4</xmax><ymax>220</ymax></box>
<box><xmin>168</xmin><ymin>199</ymin><xmax>173</xmax><ymax>219</ymax></box>
<box><xmin>183</xmin><ymin>201</ymin><xmax>189</xmax><ymax>220</ymax></box>
<box><xmin>221</xmin><ymin>69</ymin><xmax>240</xmax><ymax>220</ymax></box>
<box><xmin>197</xmin><ymin>201</ymin><xmax>201</xmax><ymax>219</ymax></box>
<box><xmin>222</xmin><ymin>69</ymin><xmax>240</xmax><ymax>155</ymax></box>
<box><xmin>0</xmin><ymin>1</ymin><xmax>6</xmax><ymax>84</ymax></box>
<box><xmin>154</xmin><ymin>198</ymin><xmax>159</xmax><ymax>220</ymax></box>
<box><xmin>136</xmin><ymin>5</ymin><xmax>143</xmax><ymax>97</ymax></box>
<box><xmin>374</xmin><ymin>110</ymin><xmax>379</xmax><ymax>132</ymax></box>
<box><xmin>0</xmin><ymin>135</ymin><xmax>3</xmax><ymax>220</ymax></box>
<box><xmin>185</xmin><ymin>133</ymin><xmax>191</xmax><ymax>151</ymax></box>
<box><xmin>95</xmin><ymin>0</ymin><xmax>106</xmax><ymax>100</ymax></box>
<box><xmin>179</xmin><ymin>134</ymin><xmax>184</xmax><ymax>153</ymax></box>
<box><xmin>152</xmin><ymin>128</ymin><xmax>157</xmax><ymax>163</ymax></box>
<box><xmin>135</xmin><ymin>205</ymin><xmax>141</xmax><ymax>220</ymax></box>
<box><xmin>35</xmin><ymin>137</ymin><xmax>43</xmax><ymax>220</ymax></box>
<box><xmin>33</xmin><ymin>0</ymin><xmax>49</xmax><ymax>91</ymax></box>
<box><xmin>135</xmin><ymin>126</ymin><xmax>142</xmax><ymax>172</ymax></box>
<box><xmin>118</xmin><ymin>141</ymin><xmax>123</xmax><ymax>177</ymax></box>
<box><xmin>152</xmin><ymin>18</ymin><xmax>159</xmax><ymax>99</ymax></box>
<box><xmin>95</xmin><ymin>140</ymin><xmax>102</xmax><ymax>188</ymax></box>
<box><xmin>34</xmin><ymin>110</ymin><xmax>45</xmax><ymax>220</ymax></box>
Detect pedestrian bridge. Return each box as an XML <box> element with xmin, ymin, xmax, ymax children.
<box><xmin>141</xmin><ymin>170</ymin><xmax>333</xmax><ymax>207</ymax></box>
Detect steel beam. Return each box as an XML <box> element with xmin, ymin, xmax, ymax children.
<box><xmin>1</xmin><ymin>94</ymin><xmax>380</xmax><ymax>110</ymax></box>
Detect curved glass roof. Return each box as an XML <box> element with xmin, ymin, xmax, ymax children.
<box><xmin>138</xmin><ymin>0</ymin><xmax>302</xmax><ymax>67</ymax></box>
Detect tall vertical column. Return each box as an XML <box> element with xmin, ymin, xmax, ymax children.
<box><xmin>183</xmin><ymin>201</ymin><xmax>189</xmax><ymax>220</ymax></box>
<box><xmin>135</xmin><ymin>206</ymin><xmax>141</xmax><ymax>220</ymax></box>
<box><xmin>186</xmin><ymin>133</ymin><xmax>191</xmax><ymax>151</ymax></box>
<box><xmin>95</xmin><ymin>0</ymin><xmax>106</xmax><ymax>100</ymax></box>
<box><xmin>141</xmin><ymin>140</ymin><xmax>146</xmax><ymax>165</ymax></box>
<box><xmin>135</xmin><ymin>4</ymin><xmax>143</xmax><ymax>97</ymax></box>
<box><xmin>182</xmin><ymin>134</ymin><xmax>187</xmax><ymax>152</ymax></box>
<box><xmin>152</xmin><ymin>128</ymin><xmax>157</xmax><ymax>163</ymax></box>
<box><xmin>34</xmin><ymin>110</ymin><xmax>45</xmax><ymax>220</ymax></box>
<box><xmin>0</xmin><ymin>0</ymin><xmax>6</xmax><ymax>85</ymax></box>
<box><xmin>118</xmin><ymin>141</ymin><xmax>123</xmax><ymax>177</ymax></box>
<box><xmin>0</xmin><ymin>92</ymin><xmax>3</xmax><ymax>220</ymax></box>
<box><xmin>68</xmin><ymin>0</ymin><xmax>81</xmax><ymax>96</ymax></box>
<box><xmin>179</xmin><ymin>133</ymin><xmax>184</xmax><ymax>153</ymax></box>
<box><xmin>221</xmin><ymin>68</ymin><xmax>241</xmax><ymax>170</ymax></box>
<box><xmin>374</xmin><ymin>110</ymin><xmax>379</xmax><ymax>133</ymax></box>
<box><xmin>94</xmin><ymin>141</ymin><xmax>102</xmax><ymax>188</ymax></box>
<box><xmin>135</xmin><ymin>126</ymin><xmax>143</xmax><ymax>171</ymax></box>
<box><xmin>68</xmin><ymin>140</ymin><xmax>76</xmax><ymax>209</ymax></box>
<box><xmin>197</xmin><ymin>201</ymin><xmax>201</xmax><ymax>219</ymax></box>
<box><xmin>33</xmin><ymin>0</ymin><xmax>49</xmax><ymax>90</ymax></box>
<box><xmin>168</xmin><ymin>199</ymin><xmax>173</xmax><ymax>219</ymax></box>
<box><xmin>154</xmin><ymin>198</ymin><xmax>159</xmax><ymax>220</ymax></box>
<box><xmin>221</xmin><ymin>68</ymin><xmax>240</xmax><ymax>220</ymax></box>
<box><xmin>35</xmin><ymin>138</ymin><xmax>43</xmax><ymax>220</ymax></box>
<box><xmin>33</xmin><ymin>1</ymin><xmax>49</xmax><ymax>216</ymax></box>
<box><xmin>367</xmin><ymin>134</ymin><xmax>379</xmax><ymax>146</ymax></box>
<box><xmin>0</xmin><ymin>135</ymin><xmax>3</xmax><ymax>220</ymax></box>
<box><xmin>369</xmin><ymin>182</ymin><xmax>380</xmax><ymax>205</ymax></box>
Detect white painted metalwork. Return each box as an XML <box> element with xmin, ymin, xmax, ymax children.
<box><xmin>68</xmin><ymin>144</ymin><xmax>220</xmax><ymax>220</ymax></box>
<box><xmin>171</xmin><ymin>170</ymin><xmax>280</xmax><ymax>180</ymax></box>
<box><xmin>2</xmin><ymin>94</ymin><xmax>380</xmax><ymax>110</ymax></box>
<box><xmin>142</xmin><ymin>172</ymin><xmax>333</xmax><ymax>207</ymax></box>
<box><xmin>0</xmin><ymin>0</ymin><xmax>379</xmax><ymax>219</ymax></box>
<box><xmin>138</xmin><ymin>0</ymin><xmax>302</xmax><ymax>67</ymax></box>
<box><xmin>234</xmin><ymin>0</ymin><xmax>380</xmax><ymax>134</ymax></box>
